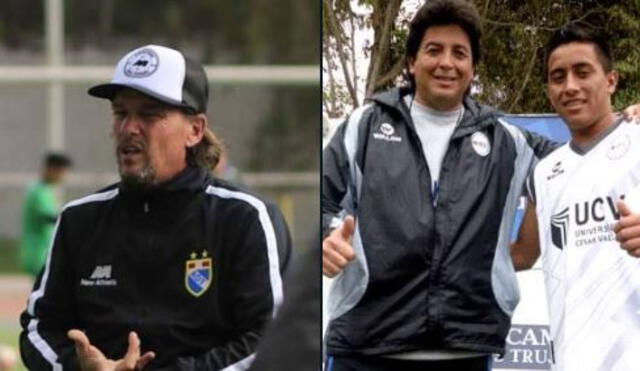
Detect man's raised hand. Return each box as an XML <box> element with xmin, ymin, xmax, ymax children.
<box><xmin>323</xmin><ymin>216</ymin><xmax>356</xmax><ymax>277</ymax></box>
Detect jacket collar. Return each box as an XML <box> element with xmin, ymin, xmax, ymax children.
<box><xmin>118</xmin><ymin>165</ymin><xmax>207</xmax><ymax>201</ymax></box>
<box><xmin>367</xmin><ymin>86</ymin><xmax>502</xmax><ymax>135</ymax></box>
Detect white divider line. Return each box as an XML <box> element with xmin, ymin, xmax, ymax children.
<box><xmin>0</xmin><ymin>65</ymin><xmax>319</xmax><ymax>84</ymax></box>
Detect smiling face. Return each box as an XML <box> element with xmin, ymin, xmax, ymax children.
<box><xmin>111</xmin><ymin>89</ymin><xmax>204</xmax><ymax>188</ymax></box>
<box><xmin>546</xmin><ymin>42</ymin><xmax>618</xmax><ymax>142</ymax></box>
<box><xmin>408</xmin><ymin>24</ymin><xmax>474</xmax><ymax>111</ymax></box>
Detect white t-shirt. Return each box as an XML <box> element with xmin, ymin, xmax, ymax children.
<box><xmin>528</xmin><ymin>119</ymin><xmax>640</xmax><ymax>371</ymax></box>
<box><xmin>408</xmin><ymin>98</ymin><xmax>463</xmax><ymax>205</ymax></box>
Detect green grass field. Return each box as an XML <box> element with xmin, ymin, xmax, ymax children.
<box><xmin>0</xmin><ymin>322</ymin><xmax>25</xmax><ymax>370</ymax></box>
<box><xmin>0</xmin><ymin>323</ymin><xmax>19</xmax><ymax>348</ymax></box>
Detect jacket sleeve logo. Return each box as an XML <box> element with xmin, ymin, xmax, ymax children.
<box><xmin>185</xmin><ymin>251</ymin><xmax>213</xmax><ymax>297</ymax></box>
<box><xmin>80</xmin><ymin>265</ymin><xmax>117</xmax><ymax>287</ymax></box>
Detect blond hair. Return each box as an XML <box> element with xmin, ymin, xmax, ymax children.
<box><xmin>187</xmin><ymin>127</ymin><xmax>224</xmax><ymax>171</ymax></box>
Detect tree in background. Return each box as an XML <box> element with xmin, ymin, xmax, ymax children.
<box><xmin>323</xmin><ymin>0</ymin><xmax>640</xmax><ymax>118</ymax></box>
<box><xmin>323</xmin><ymin>0</ymin><xmax>416</xmax><ymax>118</ymax></box>
<box><xmin>476</xmin><ymin>0</ymin><xmax>640</xmax><ymax>113</ymax></box>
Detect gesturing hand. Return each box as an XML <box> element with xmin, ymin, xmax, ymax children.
<box><xmin>323</xmin><ymin>215</ymin><xmax>356</xmax><ymax>277</ymax></box>
<box><xmin>68</xmin><ymin>330</ymin><xmax>156</xmax><ymax>371</ymax></box>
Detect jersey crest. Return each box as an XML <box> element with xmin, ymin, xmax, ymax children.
<box><xmin>185</xmin><ymin>251</ymin><xmax>212</xmax><ymax>297</ymax></box>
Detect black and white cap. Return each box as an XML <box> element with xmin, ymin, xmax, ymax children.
<box><xmin>88</xmin><ymin>44</ymin><xmax>209</xmax><ymax>113</ymax></box>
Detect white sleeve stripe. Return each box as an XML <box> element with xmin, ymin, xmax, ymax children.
<box><xmin>343</xmin><ymin>103</ymin><xmax>371</xmax><ymax>163</ymax></box>
<box><xmin>489</xmin><ymin>118</ymin><xmax>536</xmax><ymax>316</ymax></box>
<box><xmin>27</xmin><ymin>216</ymin><xmax>62</xmax><ymax>316</ymax></box>
<box><xmin>341</xmin><ymin>103</ymin><xmax>370</xmax><ymax>217</ymax></box>
<box><xmin>61</xmin><ymin>188</ymin><xmax>119</xmax><ymax>210</ymax></box>
<box><xmin>498</xmin><ymin>118</ymin><xmax>539</xmax><ymax>202</ymax></box>
<box><xmin>220</xmin><ymin>353</ymin><xmax>256</xmax><ymax>371</ymax></box>
<box><xmin>527</xmin><ymin>170</ymin><xmax>537</xmax><ymax>204</ymax></box>
<box><xmin>26</xmin><ymin>320</ymin><xmax>62</xmax><ymax>371</ymax></box>
<box><xmin>205</xmin><ymin>186</ymin><xmax>284</xmax><ymax>317</ymax></box>
<box><xmin>28</xmin><ymin>188</ymin><xmax>120</xmax><ymax>314</ymax></box>
<box><xmin>26</xmin><ymin>188</ymin><xmax>120</xmax><ymax>369</ymax></box>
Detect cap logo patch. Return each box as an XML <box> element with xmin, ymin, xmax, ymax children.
<box><xmin>124</xmin><ymin>48</ymin><xmax>160</xmax><ymax>78</ymax></box>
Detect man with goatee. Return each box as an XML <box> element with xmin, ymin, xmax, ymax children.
<box><xmin>20</xmin><ymin>45</ymin><xmax>291</xmax><ymax>371</ymax></box>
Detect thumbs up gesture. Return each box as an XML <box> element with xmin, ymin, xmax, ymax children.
<box><xmin>614</xmin><ymin>201</ymin><xmax>640</xmax><ymax>258</ymax></box>
<box><xmin>323</xmin><ymin>216</ymin><xmax>356</xmax><ymax>277</ymax></box>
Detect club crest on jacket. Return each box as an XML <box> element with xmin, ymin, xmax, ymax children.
<box><xmin>185</xmin><ymin>251</ymin><xmax>212</xmax><ymax>297</ymax></box>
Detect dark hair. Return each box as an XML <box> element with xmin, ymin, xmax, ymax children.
<box><xmin>44</xmin><ymin>152</ymin><xmax>72</xmax><ymax>168</ymax></box>
<box><xmin>405</xmin><ymin>0</ymin><xmax>482</xmax><ymax>86</ymax></box>
<box><xmin>544</xmin><ymin>23</ymin><xmax>613</xmax><ymax>80</ymax></box>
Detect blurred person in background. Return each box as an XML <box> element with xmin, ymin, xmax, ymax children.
<box><xmin>20</xmin><ymin>152</ymin><xmax>72</xmax><ymax>278</ymax></box>
<box><xmin>20</xmin><ymin>44</ymin><xmax>291</xmax><ymax>371</ymax></box>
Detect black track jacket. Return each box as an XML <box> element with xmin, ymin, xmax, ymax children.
<box><xmin>20</xmin><ymin>166</ymin><xmax>292</xmax><ymax>370</ymax></box>
<box><xmin>323</xmin><ymin>87</ymin><xmax>558</xmax><ymax>356</ymax></box>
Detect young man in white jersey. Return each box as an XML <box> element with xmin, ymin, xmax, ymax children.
<box><xmin>512</xmin><ymin>24</ymin><xmax>640</xmax><ymax>371</ymax></box>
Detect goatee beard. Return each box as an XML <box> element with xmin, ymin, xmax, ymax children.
<box><xmin>116</xmin><ymin>134</ymin><xmax>158</xmax><ymax>191</ymax></box>
<box><xmin>116</xmin><ymin>146</ymin><xmax>156</xmax><ymax>191</ymax></box>
<box><xmin>119</xmin><ymin>163</ymin><xmax>156</xmax><ymax>191</ymax></box>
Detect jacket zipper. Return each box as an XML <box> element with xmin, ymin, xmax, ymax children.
<box><xmin>397</xmin><ymin>102</ymin><xmax>443</xmax><ymax>334</ymax></box>
<box><xmin>138</xmin><ymin>199</ymin><xmax>153</xmax><ymax>342</ymax></box>
<box><xmin>428</xmin><ymin>139</ymin><xmax>456</xmax><ymax>334</ymax></box>
<box><xmin>399</xmin><ymin>99</ymin><xmax>462</xmax><ymax>336</ymax></box>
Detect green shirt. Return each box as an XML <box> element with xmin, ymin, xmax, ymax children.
<box><xmin>21</xmin><ymin>181</ymin><xmax>60</xmax><ymax>277</ymax></box>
